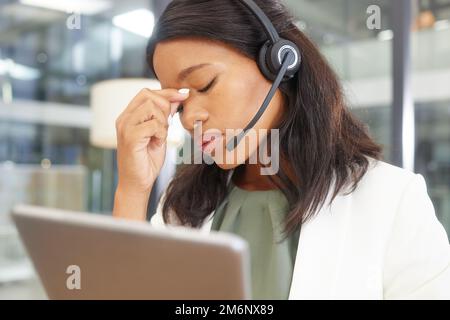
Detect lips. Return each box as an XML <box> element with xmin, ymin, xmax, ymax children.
<box><xmin>198</xmin><ymin>133</ymin><xmax>222</xmax><ymax>153</ymax></box>
<box><xmin>201</xmin><ymin>140</ymin><xmax>214</xmax><ymax>152</ymax></box>
<box><xmin>202</xmin><ymin>138</ymin><xmax>214</xmax><ymax>148</ymax></box>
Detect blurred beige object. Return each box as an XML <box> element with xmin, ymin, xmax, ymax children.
<box><xmin>0</xmin><ymin>163</ymin><xmax>88</xmax><ymax>223</ymax></box>
<box><xmin>413</xmin><ymin>10</ymin><xmax>436</xmax><ymax>31</ymax></box>
<box><xmin>90</xmin><ymin>78</ymin><xmax>185</xmax><ymax>149</ymax></box>
<box><xmin>0</xmin><ymin>162</ymin><xmax>87</xmax><ymax>285</ymax></box>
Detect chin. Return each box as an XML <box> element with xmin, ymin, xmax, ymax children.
<box><xmin>206</xmin><ymin>142</ymin><xmax>257</xmax><ymax>170</ymax></box>
<box><xmin>214</xmin><ymin>162</ymin><xmax>241</xmax><ymax>170</ymax></box>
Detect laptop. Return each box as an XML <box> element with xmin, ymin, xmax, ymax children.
<box><xmin>11</xmin><ymin>205</ymin><xmax>251</xmax><ymax>300</ymax></box>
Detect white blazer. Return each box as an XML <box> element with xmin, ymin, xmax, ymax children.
<box><xmin>150</xmin><ymin>159</ymin><xmax>450</xmax><ymax>299</ymax></box>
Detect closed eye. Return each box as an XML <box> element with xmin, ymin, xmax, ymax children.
<box><xmin>198</xmin><ymin>77</ymin><xmax>217</xmax><ymax>93</ymax></box>
<box><xmin>178</xmin><ymin>77</ymin><xmax>218</xmax><ymax>113</ymax></box>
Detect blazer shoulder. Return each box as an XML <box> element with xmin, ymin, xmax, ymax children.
<box><xmin>345</xmin><ymin>158</ymin><xmax>450</xmax><ymax>299</ymax></box>
<box><xmin>350</xmin><ymin>158</ymin><xmax>435</xmax><ymax>221</ymax></box>
<box><xmin>364</xmin><ymin>158</ymin><xmax>416</xmax><ymax>185</ymax></box>
<box><xmin>353</xmin><ymin>158</ymin><xmax>419</xmax><ymax>198</ymax></box>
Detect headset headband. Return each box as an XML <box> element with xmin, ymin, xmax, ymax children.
<box><xmin>238</xmin><ymin>0</ymin><xmax>280</xmax><ymax>43</ymax></box>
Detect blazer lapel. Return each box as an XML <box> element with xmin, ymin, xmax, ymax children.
<box><xmin>200</xmin><ymin>211</ymin><xmax>215</xmax><ymax>233</ymax></box>
<box><xmin>288</xmin><ymin>191</ymin><xmax>352</xmax><ymax>299</ymax></box>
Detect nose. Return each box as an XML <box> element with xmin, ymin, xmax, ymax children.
<box><xmin>180</xmin><ymin>103</ymin><xmax>209</xmax><ymax>132</ymax></box>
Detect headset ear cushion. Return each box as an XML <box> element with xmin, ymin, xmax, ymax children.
<box><xmin>270</xmin><ymin>39</ymin><xmax>301</xmax><ymax>78</ymax></box>
<box><xmin>258</xmin><ymin>40</ymin><xmax>277</xmax><ymax>81</ymax></box>
<box><xmin>258</xmin><ymin>39</ymin><xmax>301</xmax><ymax>82</ymax></box>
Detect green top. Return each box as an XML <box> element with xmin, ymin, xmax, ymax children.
<box><xmin>211</xmin><ymin>180</ymin><xmax>300</xmax><ymax>300</ymax></box>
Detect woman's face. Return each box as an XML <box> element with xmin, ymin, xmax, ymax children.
<box><xmin>153</xmin><ymin>38</ymin><xmax>285</xmax><ymax>170</ymax></box>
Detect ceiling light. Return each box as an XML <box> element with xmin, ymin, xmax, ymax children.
<box><xmin>113</xmin><ymin>9</ymin><xmax>155</xmax><ymax>38</ymax></box>
<box><xmin>377</xmin><ymin>29</ymin><xmax>393</xmax><ymax>41</ymax></box>
<box><xmin>19</xmin><ymin>0</ymin><xmax>111</xmax><ymax>15</ymax></box>
<box><xmin>434</xmin><ymin>19</ymin><xmax>450</xmax><ymax>31</ymax></box>
<box><xmin>0</xmin><ymin>59</ymin><xmax>41</xmax><ymax>81</ymax></box>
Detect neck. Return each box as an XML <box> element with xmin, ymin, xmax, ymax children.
<box><xmin>232</xmin><ymin>156</ymin><xmax>297</xmax><ymax>191</ymax></box>
<box><xmin>232</xmin><ymin>164</ymin><xmax>276</xmax><ymax>191</ymax></box>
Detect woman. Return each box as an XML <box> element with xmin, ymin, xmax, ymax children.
<box><xmin>113</xmin><ymin>0</ymin><xmax>450</xmax><ymax>299</ymax></box>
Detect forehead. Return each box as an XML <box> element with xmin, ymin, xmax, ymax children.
<box><xmin>153</xmin><ymin>38</ymin><xmax>244</xmax><ymax>85</ymax></box>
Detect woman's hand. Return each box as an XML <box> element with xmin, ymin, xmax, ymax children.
<box><xmin>113</xmin><ymin>88</ymin><xmax>190</xmax><ymax>221</ymax></box>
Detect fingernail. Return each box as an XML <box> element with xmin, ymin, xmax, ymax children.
<box><xmin>168</xmin><ymin>114</ymin><xmax>173</xmax><ymax>125</ymax></box>
<box><xmin>178</xmin><ymin>88</ymin><xmax>190</xmax><ymax>96</ymax></box>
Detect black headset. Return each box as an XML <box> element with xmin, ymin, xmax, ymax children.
<box><xmin>226</xmin><ymin>0</ymin><xmax>301</xmax><ymax>151</ymax></box>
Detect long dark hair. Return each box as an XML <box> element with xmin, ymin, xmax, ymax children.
<box><xmin>146</xmin><ymin>0</ymin><xmax>382</xmax><ymax>235</ymax></box>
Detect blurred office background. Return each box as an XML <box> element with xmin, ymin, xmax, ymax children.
<box><xmin>0</xmin><ymin>0</ymin><xmax>449</xmax><ymax>299</ymax></box>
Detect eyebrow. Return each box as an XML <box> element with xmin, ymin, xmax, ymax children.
<box><xmin>177</xmin><ymin>63</ymin><xmax>211</xmax><ymax>81</ymax></box>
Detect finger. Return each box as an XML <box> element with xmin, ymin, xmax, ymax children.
<box><xmin>126</xmin><ymin>100</ymin><xmax>168</xmax><ymax>127</ymax></box>
<box><xmin>153</xmin><ymin>88</ymin><xmax>190</xmax><ymax>102</ymax></box>
<box><xmin>126</xmin><ymin>88</ymin><xmax>189</xmax><ymax>115</ymax></box>
<box><xmin>122</xmin><ymin>88</ymin><xmax>157</xmax><ymax>114</ymax></box>
<box><xmin>153</xmin><ymin>88</ymin><xmax>190</xmax><ymax>115</ymax></box>
<box><xmin>148</xmin><ymin>88</ymin><xmax>190</xmax><ymax>117</ymax></box>
<box><xmin>131</xmin><ymin>120</ymin><xmax>168</xmax><ymax>146</ymax></box>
